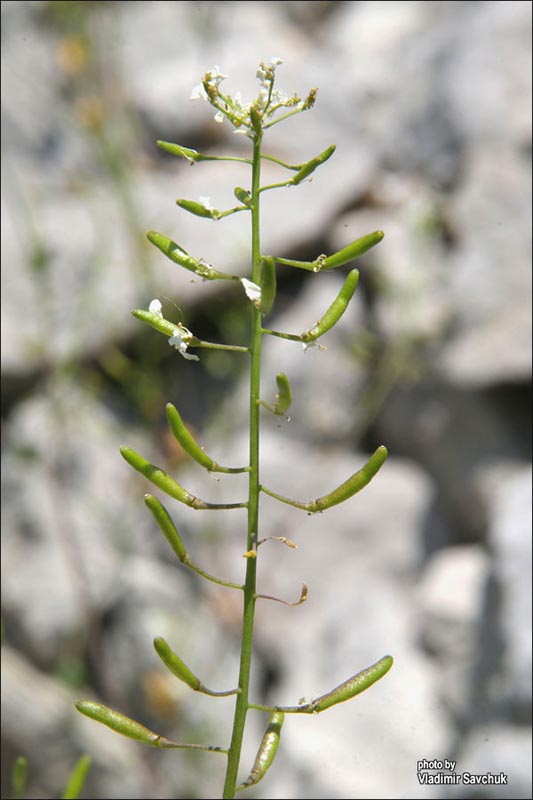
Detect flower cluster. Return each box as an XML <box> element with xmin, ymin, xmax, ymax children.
<box><xmin>190</xmin><ymin>59</ymin><xmax>317</xmax><ymax>138</ymax></box>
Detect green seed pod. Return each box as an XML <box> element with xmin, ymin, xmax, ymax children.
<box><xmin>250</xmin><ymin>106</ymin><xmax>263</xmax><ymax>136</ymax></box>
<box><xmin>153</xmin><ymin>637</ymin><xmax>201</xmax><ymax>690</ymax></box>
<box><xmin>120</xmin><ymin>446</ymin><xmax>201</xmax><ymax>507</ymax></box>
<box><xmin>313</xmin><ymin>446</ymin><xmax>388</xmax><ymax>511</ymax></box>
<box><xmin>144</xmin><ymin>494</ymin><xmax>188</xmax><ymax>562</ymax></box>
<box><xmin>132</xmin><ymin>308</ymin><xmax>180</xmax><ymax>338</ymax></box>
<box><xmin>237</xmin><ymin>712</ymin><xmax>284</xmax><ymax>790</ymax></box>
<box><xmin>320</xmin><ymin>230</ymin><xmax>384</xmax><ymax>271</ymax></box>
<box><xmin>146</xmin><ymin>231</ymin><xmax>235</xmax><ymax>281</ymax></box>
<box><xmin>156</xmin><ymin>141</ymin><xmax>200</xmax><ymax>163</ymax></box>
<box><xmin>309</xmin><ymin>656</ymin><xmax>393</xmax><ymax>712</ymax></box>
<box><xmin>176</xmin><ymin>199</ymin><xmax>219</xmax><ymax>219</ymax></box>
<box><xmin>120</xmin><ymin>447</ymin><xmax>245</xmax><ymax>510</ymax></box>
<box><xmin>259</xmin><ymin>257</ymin><xmax>277</xmax><ymax>315</ymax></box>
<box><xmin>274</xmin><ymin>373</ymin><xmax>292</xmax><ymax>416</ymax></box>
<box><xmin>234</xmin><ymin>187</ymin><xmax>253</xmax><ymax>208</ymax></box>
<box><xmin>61</xmin><ymin>755</ymin><xmax>92</xmax><ymax>800</ymax></box>
<box><xmin>261</xmin><ymin>446</ymin><xmax>388</xmax><ymax>512</ymax></box>
<box><xmin>301</xmin><ymin>269</ymin><xmax>359</xmax><ymax>342</ymax></box>
<box><xmin>166</xmin><ymin>403</ymin><xmax>217</xmax><ymax>471</ymax></box>
<box><xmin>147</xmin><ymin>231</ymin><xmax>203</xmax><ymax>273</ymax></box>
<box><xmin>75</xmin><ymin>701</ymin><xmax>169</xmax><ymax>746</ymax></box>
<box><xmin>290</xmin><ymin>144</ymin><xmax>336</xmax><ymax>185</ymax></box>
<box><xmin>12</xmin><ymin>756</ymin><xmax>27</xmax><ymax>800</ymax></box>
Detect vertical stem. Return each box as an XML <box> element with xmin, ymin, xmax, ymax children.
<box><xmin>222</xmin><ymin>132</ymin><xmax>263</xmax><ymax>799</ymax></box>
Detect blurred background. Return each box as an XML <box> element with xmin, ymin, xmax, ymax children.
<box><xmin>1</xmin><ymin>1</ymin><xmax>531</xmax><ymax>798</ymax></box>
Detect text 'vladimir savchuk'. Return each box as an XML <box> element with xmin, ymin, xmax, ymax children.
<box><xmin>417</xmin><ymin>760</ymin><xmax>508</xmax><ymax>786</ymax></box>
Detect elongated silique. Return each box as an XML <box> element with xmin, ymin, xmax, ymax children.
<box><xmin>259</xmin><ymin>256</ymin><xmax>277</xmax><ymax>315</ymax></box>
<box><xmin>274</xmin><ymin>373</ymin><xmax>292</xmax><ymax>415</ymax></box>
<box><xmin>144</xmin><ymin>493</ymin><xmax>188</xmax><ymax>561</ymax></box>
<box><xmin>237</xmin><ymin>712</ymin><xmax>285</xmax><ymax>790</ymax></box>
<box><xmin>75</xmin><ymin>701</ymin><xmax>227</xmax><ymax>753</ymax></box>
<box><xmin>166</xmin><ymin>402</ymin><xmax>217</xmax><ymax>471</ymax></box>
<box><xmin>120</xmin><ymin>446</ymin><xmax>246</xmax><ymax>510</ymax></box>
<box><xmin>290</xmin><ymin>143</ymin><xmax>336</xmax><ymax>185</ymax></box>
<box><xmin>261</xmin><ymin>446</ymin><xmax>388</xmax><ymax>512</ymax></box>
<box><xmin>153</xmin><ymin>637</ymin><xmax>202</xmax><ymax>690</ymax></box>
<box><xmin>308</xmin><ymin>655</ymin><xmax>393</xmax><ymax>712</ymax></box>
<box><xmin>147</xmin><ymin>230</ymin><xmax>238</xmax><ymax>280</ymax></box>
<box><xmin>75</xmin><ymin>701</ymin><xmax>170</xmax><ymax>747</ymax></box>
<box><xmin>301</xmin><ymin>269</ymin><xmax>359</xmax><ymax>342</ymax></box>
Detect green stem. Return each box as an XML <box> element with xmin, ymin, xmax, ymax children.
<box><xmin>222</xmin><ymin>131</ymin><xmax>263</xmax><ymax>800</ymax></box>
<box><xmin>261</xmin><ymin>327</ymin><xmax>303</xmax><ymax>343</ymax></box>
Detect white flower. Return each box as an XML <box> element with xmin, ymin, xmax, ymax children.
<box><xmin>270</xmin><ymin>57</ymin><xmax>283</xmax><ymax>67</ymax></box>
<box><xmin>190</xmin><ymin>83</ymin><xmax>208</xmax><ymax>101</ymax></box>
<box><xmin>199</xmin><ymin>196</ymin><xmax>214</xmax><ymax>211</ymax></box>
<box><xmin>241</xmin><ymin>278</ymin><xmax>262</xmax><ymax>306</ymax></box>
<box><xmin>214</xmin><ymin>110</ymin><xmax>225</xmax><ymax>124</ymax></box>
<box><xmin>168</xmin><ymin>324</ymin><xmax>199</xmax><ymax>361</ymax></box>
<box><xmin>149</xmin><ymin>299</ymin><xmax>163</xmax><ymax>317</ymax></box>
<box><xmin>302</xmin><ymin>341</ymin><xmax>317</xmax><ymax>352</ymax></box>
<box><xmin>207</xmin><ymin>65</ymin><xmax>228</xmax><ymax>84</ymax></box>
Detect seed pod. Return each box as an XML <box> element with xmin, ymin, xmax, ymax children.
<box><xmin>153</xmin><ymin>637</ymin><xmax>201</xmax><ymax>690</ymax></box>
<box><xmin>61</xmin><ymin>755</ymin><xmax>92</xmax><ymax>800</ymax></box>
<box><xmin>250</xmin><ymin>106</ymin><xmax>263</xmax><ymax>136</ymax></box>
<box><xmin>259</xmin><ymin>257</ymin><xmax>276</xmax><ymax>315</ymax></box>
<box><xmin>309</xmin><ymin>656</ymin><xmax>393</xmax><ymax>712</ymax></box>
<box><xmin>320</xmin><ymin>230</ymin><xmax>384</xmax><ymax>271</ymax></box>
<box><xmin>156</xmin><ymin>140</ymin><xmax>200</xmax><ymax>163</ymax></box>
<box><xmin>313</xmin><ymin>446</ymin><xmax>388</xmax><ymax>511</ymax></box>
<box><xmin>234</xmin><ymin>187</ymin><xmax>253</xmax><ymax>207</ymax></box>
<box><xmin>166</xmin><ymin>403</ymin><xmax>217</xmax><ymax>471</ymax></box>
<box><xmin>75</xmin><ymin>701</ymin><xmax>168</xmax><ymax>746</ymax></box>
<box><xmin>146</xmin><ymin>231</ymin><xmax>235</xmax><ymax>281</ymax></box>
<box><xmin>301</xmin><ymin>269</ymin><xmax>359</xmax><ymax>342</ymax></box>
<box><xmin>120</xmin><ymin>446</ymin><xmax>202</xmax><ymax>506</ymax></box>
<box><xmin>290</xmin><ymin>144</ymin><xmax>336</xmax><ymax>185</ymax></box>
<box><xmin>237</xmin><ymin>712</ymin><xmax>284</xmax><ymax>790</ymax></box>
<box><xmin>176</xmin><ymin>199</ymin><xmax>219</xmax><ymax>219</ymax></box>
<box><xmin>273</xmin><ymin>372</ymin><xmax>292</xmax><ymax>416</ymax></box>
<box><xmin>144</xmin><ymin>494</ymin><xmax>188</xmax><ymax>562</ymax></box>
<box><xmin>261</xmin><ymin>446</ymin><xmax>388</xmax><ymax>511</ymax></box>
<box><xmin>120</xmin><ymin>447</ymin><xmax>245</xmax><ymax>510</ymax></box>
<box><xmin>132</xmin><ymin>308</ymin><xmax>180</xmax><ymax>338</ymax></box>
<box><xmin>147</xmin><ymin>231</ymin><xmax>204</xmax><ymax>273</ymax></box>
<box><xmin>12</xmin><ymin>756</ymin><xmax>27</xmax><ymax>800</ymax></box>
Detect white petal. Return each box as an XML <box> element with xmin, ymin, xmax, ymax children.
<box><xmin>214</xmin><ymin>111</ymin><xmax>225</xmax><ymax>124</ymax></box>
<box><xmin>198</xmin><ymin>196</ymin><xmax>214</xmax><ymax>211</ymax></box>
<box><xmin>302</xmin><ymin>341</ymin><xmax>317</xmax><ymax>352</ymax></box>
<box><xmin>168</xmin><ymin>328</ymin><xmax>199</xmax><ymax>362</ymax></box>
<box><xmin>241</xmin><ymin>278</ymin><xmax>262</xmax><ymax>304</ymax></box>
<box><xmin>271</xmin><ymin>57</ymin><xmax>283</xmax><ymax>67</ymax></box>
<box><xmin>149</xmin><ymin>299</ymin><xmax>163</xmax><ymax>317</ymax></box>
<box><xmin>190</xmin><ymin>83</ymin><xmax>208</xmax><ymax>101</ymax></box>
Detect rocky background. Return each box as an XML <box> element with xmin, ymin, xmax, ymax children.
<box><xmin>1</xmin><ymin>1</ymin><xmax>531</xmax><ymax>799</ymax></box>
